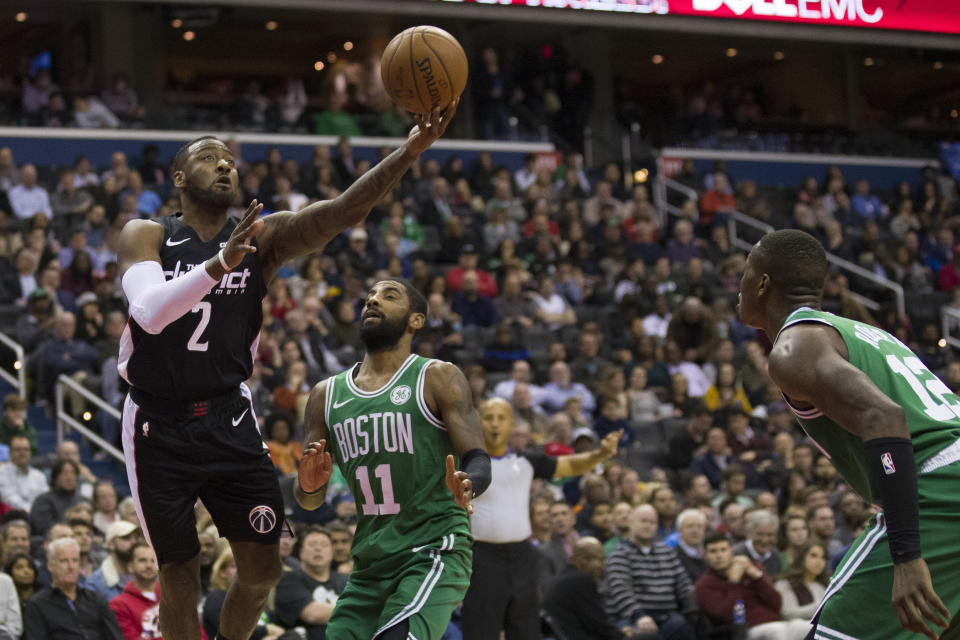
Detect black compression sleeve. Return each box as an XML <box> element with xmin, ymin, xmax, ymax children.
<box><xmin>863</xmin><ymin>437</ymin><xmax>921</xmax><ymax>564</ymax></box>
<box><xmin>461</xmin><ymin>448</ymin><xmax>492</xmax><ymax>498</ymax></box>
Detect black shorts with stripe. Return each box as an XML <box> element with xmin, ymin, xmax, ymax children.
<box><xmin>121</xmin><ymin>385</ymin><xmax>284</xmax><ymax>565</ymax></box>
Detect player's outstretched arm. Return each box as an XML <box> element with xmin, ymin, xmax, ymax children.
<box><xmin>770</xmin><ymin>324</ymin><xmax>950</xmax><ymax>639</ymax></box>
<box><xmin>554</xmin><ymin>429</ymin><xmax>622</xmax><ymax>479</ymax></box>
<box><xmin>425</xmin><ymin>361</ymin><xmax>490</xmax><ymax>514</ymax></box>
<box><xmin>256</xmin><ymin>99</ymin><xmax>459</xmax><ymax>279</ymax></box>
<box><xmin>295</xmin><ymin>381</ymin><xmax>335</xmax><ymax>511</ymax></box>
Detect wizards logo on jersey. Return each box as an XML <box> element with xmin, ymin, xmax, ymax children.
<box><xmin>163</xmin><ymin>260</ymin><xmax>253</xmax><ymax>296</ymax></box>
<box><xmin>881</xmin><ymin>452</ymin><xmax>896</xmax><ymax>475</ymax></box>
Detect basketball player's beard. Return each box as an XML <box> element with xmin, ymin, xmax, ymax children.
<box><xmin>360</xmin><ymin>312</ymin><xmax>409</xmax><ymax>353</ymax></box>
<box><xmin>183</xmin><ymin>179</ymin><xmax>235</xmax><ymax>209</ymax></box>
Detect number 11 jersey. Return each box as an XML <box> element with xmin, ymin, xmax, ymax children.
<box><xmin>324</xmin><ymin>354</ymin><xmax>471</xmax><ymax>572</ymax></box>
<box><xmin>778</xmin><ymin>307</ymin><xmax>960</xmax><ymax>504</ymax></box>
<box><xmin>119</xmin><ymin>213</ymin><xmax>267</xmax><ymax>402</ymax></box>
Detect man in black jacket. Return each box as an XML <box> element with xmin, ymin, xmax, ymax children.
<box><xmin>542</xmin><ymin>537</ymin><xmax>629</xmax><ymax>640</ymax></box>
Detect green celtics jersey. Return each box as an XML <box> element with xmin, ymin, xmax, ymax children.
<box><xmin>324</xmin><ymin>354</ymin><xmax>471</xmax><ymax>569</ymax></box>
<box><xmin>778</xmin><ymin>307</ymin><xmax>960</xmax><ymax>503</ymax></box>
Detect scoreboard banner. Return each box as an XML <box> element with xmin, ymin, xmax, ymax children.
<box><xmin>438</xmin><ymin>0</ymin><xmax>960</xmax><ymax>35</ymax></box>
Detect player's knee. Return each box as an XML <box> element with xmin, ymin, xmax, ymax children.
<box><xmin>238</xmin><ymin>555</ymin><xmax>283</xmax><ymax>589</ymax></box>
<box><xmin>159</xmin><ymin>560</ymin><xmax>201</xmax><ymax>600</ymax></box>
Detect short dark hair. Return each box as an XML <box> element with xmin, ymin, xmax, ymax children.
<box><xmin>51</xmin><ymin>459</ymin><xmax>79</xmax><ymax>485</ymax></box>
<box><xmin>753</xmin><ymin>229</ymin><xmax>828</xmax><ymax>295</ymax></box>
<box><xmin>376</xmin><ymin>278</ymin><xmax>427</xmax><ymax>318</ymax></box>
<box><xmin>172</xmin><ymin>135</ymin><xmax>221</xmax><ymax>174</ymax></box>
<box><xmin>704</xmin><ymin>531</ymin><xmax>731</xmax><ymax>549</ymax></box>
<box><xmin>294</xmin><ymin>525</ymin><xmax>332</xmax><ymax>558</ymax></box>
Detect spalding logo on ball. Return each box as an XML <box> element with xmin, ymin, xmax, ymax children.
<box><xmin>381</xmin><ymin>25</ymin><xmax>468</xmax><ymax>114</ymax></box>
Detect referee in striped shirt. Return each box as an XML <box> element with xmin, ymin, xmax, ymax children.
<box><xmin>603</xmin><ymin>504</ymin><xmax>697</xmax><ymax>639</ymax></box>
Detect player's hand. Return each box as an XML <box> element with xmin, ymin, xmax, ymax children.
<box><xmin>599</xmin><ymin>429</ymin><xmax>622</xmax><ymax>459</ymax></box>
<box><xmin>406</xmin><ymin>98</ymin><xmax>459</xmax><ymax>156</ymax></box>
<box><xmin>298</xmin><ymin>439</ymin><xmax>333</xmax><ymax>493</ymax></box>
<box><xmin>892</xmin><ymin>559</ymin><xmax>950</xmax><ymax>639</ymax></box>
<box><xmin>445</xmin><ymin>454</ymin><xmax>474</xmax><ymax>515</ymax></box>
<box><xmin>221</xmin><ymin>199</ymin><xmax>264</xmax><ymax>269</ymax></box>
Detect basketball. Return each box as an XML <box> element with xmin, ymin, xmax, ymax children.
<box><xmin>380</xmin><ymin>25</ymin><xmax>468</xmax><ymax>115</ymax></box>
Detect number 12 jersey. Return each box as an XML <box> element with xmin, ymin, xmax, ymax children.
<box><xmin>119</xmin><ymin>213</ymin><xmax>267</xmax><ymax>402</ymax></box>
<box><xmin>324</xmin><ymin>354</ymin><xmax>471</xmax><ymax>571</ymax></box>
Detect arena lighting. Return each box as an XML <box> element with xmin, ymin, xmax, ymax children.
<box><xmin>773</xmin><ymin>51</ymin><xmax>785</xmax><ymax>60</ymax></box>
<box><xmin>265</xmin><ymin>21</ymin><xmax>278</xmax><ymax>31</ymax></box>
<box><xmin>633</xmin><ymin>168</ymin><xmax>649</xmax><ymax>183</ymax></box>
<box><xmin>183</xmin><ymin>30</ymin><xmax>196</xmax><ymax>41</ymax></box>
<box><xmin>13</xmin><ymin>361</ymin><xmax>21</xmax><ymax>371</ymax></box>
<box><xmin>82</xmin><ymin>411</ymin><xmax>93</xmax><ymax>422</ymax></box>
<box><xmin>863</xmin><ymin>57</ymin><xmax>874</xmax><ymax>66</ymax></box>
<box><xmin>952</xmin><ymin>109</ymin><xmax>959</xmax><ymax>119</ymax></box>
<box><xmin>933</xmin><ymin>61</ymin><xmax>943</xmax><ymax>70</ymax></box>
<box><xmin>15</xmin><ymin>12</ymin><xmax>26</xmax><ymax>22</ymax></box>
<box><xmin>344</xmin><ymin>41</ymin><xmax>354</xmax><ymax>51</ymax></box>
<box><xmin>651</xmin><ymin>54</ymin><xmax>664</xmax><ymax>64</ymax></box>
<box><xmin>314</xmin><ymin>61</ymin><xmax>325</xmax><ymax>71</ymax></box>
<box><xmin>726</xmin><ymin>47</ymin><xmax>738</xmax><ymax>57</ymax></box>
<box><xmin>171</xmin><ymin>18</ymin><xmax>182</xmax><ymax>28</ymax></box>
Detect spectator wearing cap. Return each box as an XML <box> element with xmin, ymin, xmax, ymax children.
<box><xmin>461</xmin><ymin>398</ymin><xmax>620</xmax><ymax>640</ymax></box>
<box><xmin>451</xmin><ymin>270</ymin><xmax>498</xmax><ymax>328</ymax></box>
<box><xmin>446</xmin><ymin>244</ymin><xmax>499</xmax><ymax>297</ymax></box>
<box><xmin>7</xmin><ymin>165</ymin><xmax>52</xmax><ymax>221</ymax></box>
<box><xmin>338</xmin><ymin>227</ymin><xmax>379</xmax><ymax>279</ymax></box>
<box><xmin>0</xmin><ymin>434</ymin><xmax>48</xmax><ymax>512</ymax></box>
<box><xmin>0</xmin><ymin>394</ymin><xmax>38</xmax><ymax>453</ymax></box>
<box><xmin>540</xmin><ymin>360</ymin><xmax>596</xmax><ymax>416</ymax></box>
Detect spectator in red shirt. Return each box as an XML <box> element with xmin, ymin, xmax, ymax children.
<box><xmin>445</xmin><ymin>244</ymin><xmax>498</xmax><ymax>297</ymax></box>
<box><xmin>109</xmin><ymin>542</ymin><xmax>162</xmax><ymax>640</ymax></box>
<box><xmin>696</xmin><ymin>533</ymin><xmax>810</xmax><ymax>639</ymax></box>
<box><xmin>700</xmin><ymin>173</ymin><xmax>737</xmax><ymax>228</ymax></box>
<box><xmin>938</xmin><ymin>247</ymin><xmax>960</xmax><ymax>292</ymax></box>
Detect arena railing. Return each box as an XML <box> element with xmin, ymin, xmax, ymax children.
<box><xmin>942</xmin><ymin>306</ymin><xmax>960</xmax><ymax>351</ymax></box>
<box><xmin>655</xmin><ymin>176</ymin><xmax>905</xmax><ymax>318</ymax></box>
<box><xmin>0</xmin><ymin>332</ymin><xmax>26</xmax><ymax>399</ymax></box>
<box><xmin>55</xmin><ymin>373</ymin><xmax>123</xmax><ymax>463</ymax></box>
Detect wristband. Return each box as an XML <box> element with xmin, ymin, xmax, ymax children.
<box><xmin>863</xmin><ymin>437</ymin><xmax>921</xmax><ymax>564</ymax></box>
<box><xmin>461</xmin><ymin>448</ymin><xmax>492</xmax><ymax>498</ymax></box>
<box><xmin>297</xmin><ymin>480</ymin><xmax>323</xmax><ymax>495</ymax></box>
<box><xmin>217</xmin><ymin>249</ymin><xmax>231</xmax><ymax>272</ymax></box>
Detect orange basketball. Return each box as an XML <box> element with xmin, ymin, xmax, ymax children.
<box><xmin>380</xmin><ymin>26</ymin><xmax>468</xmax><ymax>114</ymax></box>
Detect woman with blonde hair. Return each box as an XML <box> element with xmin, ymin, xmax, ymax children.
<box><xmin>202</xmin><ymin>548</ymin><xmax>285</xmax><ymax>640</ymax></box>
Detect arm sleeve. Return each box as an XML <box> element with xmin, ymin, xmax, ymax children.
<box><xmin>521</xmin><ymin>451</ymin><xmax>558</xmax><ymax>480</ymax></box>
<box><xmin>122</xmin><ymin>260</ymin><xmax>218</xmax><ymax>335</ymax></box>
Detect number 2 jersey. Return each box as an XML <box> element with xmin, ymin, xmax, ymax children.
<box><xmin>119</xmin><ymin>213</ymin><xmax>267</xmax><ymax>402</ymax></box>
<box><xmin>324</xmin><ymin>354</ymin><xmax>471</xmax><ymax>571</ymax></box>
<box><xmin>778</xmin><ymin>307</ymin><xmax>960</xmax><ymax>504</ymax></box>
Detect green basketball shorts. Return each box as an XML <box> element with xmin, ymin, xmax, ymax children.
<box><xmin>814</xmin><ymin>460</ymin><xmax>960</xmax><ymax>640</ymax></box>
<box><xmin>325</xmin><ymin>532</ymin><xmax>472</xmax><ymax>640</ymax></box>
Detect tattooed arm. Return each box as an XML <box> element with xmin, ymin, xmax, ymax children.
<box><xmin>257</xmin><ymin>101</ymin><xmax>458</xmax><ymax>281</ymax></box>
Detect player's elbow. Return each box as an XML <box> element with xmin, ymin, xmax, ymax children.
<box><xmin>130</xmin><ymin>305</ymin><xmax>166</xmax><ymax>335</ymax></box>
<box><xmin>860</xmin><ymin>405</ymin><xmax>908</xmax><ymax>441</ymax></box>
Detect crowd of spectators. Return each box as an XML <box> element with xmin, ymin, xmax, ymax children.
<box><xmin>0</xmin><ymin>131</ymin><xmax>958</xmax><ymax>638</ymax></box>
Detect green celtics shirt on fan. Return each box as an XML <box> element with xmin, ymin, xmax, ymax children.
<box><xmin>324</xmin><ymin>354</ymin><xmax>471</xmax><ymax>570</ymax></box>
<box><xmin>778</xmin><ymin>307</ymin><xmax>960</xmax><ymax>503</ymax></box>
